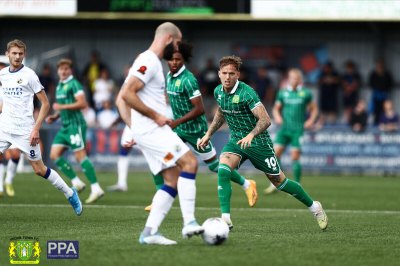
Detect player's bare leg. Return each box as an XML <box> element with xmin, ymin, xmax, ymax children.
<box><xmin>30</xmin><ymin>159</ymin><xmax>82</xmax><ymax>216</ymax></box>
<box><xmin>266</xmin><ymin>170</ymin><xmax>328</xmax><ymax>230</ymax></box>
<box><xmin>264</xmin><ymin>144</ymin><xmax>285</xmax><ymax>195</ymax></box>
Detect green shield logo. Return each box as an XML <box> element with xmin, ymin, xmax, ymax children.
<box><xmin>16</xmin><ymin>240</ymin><xmax>33</xmax><ymax>261</ymax></box>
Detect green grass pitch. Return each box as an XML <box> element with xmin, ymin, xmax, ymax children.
<box><xmin>1</xmin><ymin>171</ymin><xmax>399</xmax><ymax>266</ymax></box>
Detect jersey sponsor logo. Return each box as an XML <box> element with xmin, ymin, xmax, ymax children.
<box><xmin>175</xmin><ymin>79</ymin><xmax>181</xmax><ymax>87</ymax></box>
<box><xmin>163</xmin><ymin>152</ymin><xmax>174</xmax><ymax>163</ymax></box>
<box><xmin>137</xmin><ymin>66</ymin><xmax>147</xmax><ymax>75</ymax></box>
<box><xmin>232</xmin><ymin>95</ymin><xmax>240</xmax><ymax>103</ymax></box>
<box><xmin>3</xmin><ymin>87</ymin><xmax>23</xmax><ymax>96</ymax></box>
<box><xmin>17</xmin><ymin>78</ymin><xmax>23</xmax><ymax>84</ymax></box>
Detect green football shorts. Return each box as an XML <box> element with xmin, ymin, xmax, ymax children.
<box><xmin>175</xmin><ymin>130</ymin><xmax>216</xmax><ymax>161</ymax></box>
<box><xmin>275</xmin><ymin>129</ymin><xmax>303</xmax><ymax>149</ymax></box>
<box><xmin>221</xmin><ymin>138</ymin><xmax>280</xmax><ymax>175</ymax></box>
<box><xmin>52</xmin><ymin>124</ymin><xmax>87</xmax><ymax>151</ymax></box>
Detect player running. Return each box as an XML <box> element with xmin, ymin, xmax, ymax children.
<box><xmin>0</xmin><ymin>39</ymin><xmax>82</xmax><ymax>215</ymax></box>
<box><xmin>163</xmin><ymin>42</ymin><xmax>257</xmax><ymax>213</ymax></box>
<box><xmin>198</xmin><ymin>56</ymin><xmax>328</xmax><ymax>230</ymax></box>
<box><xmin>264</xmin><ymin>68</ymin><xmax>318</xmax><ymax>194</ymax></box>
<box><xmin>46</xmin><ymin>59</ymin><xmax>105</xmax><ymax>204</ymax></box>
<box><xmin>119</xmin><ymin>22</ymin><xmax>204</xmax><ymax>245</ymax></box>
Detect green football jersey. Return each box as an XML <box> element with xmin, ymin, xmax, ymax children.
<box><xmin>55</xmin><ymin>76</ymin><xmax>86</xmax><ymax>126</ymax></box>
<box><xmin>214</xmin><ymin>81</ymin><xmax>271</xmax><ymax>146</ymax></box>
<box><xmin>276</xmin><ymin>87</ymin><xmax>312</xmax><ymax>133</ymax></box>
<box><xmin>166</xmin><ymin>66</ymin><xmax>208</xmax><ymax>134</ymax></box>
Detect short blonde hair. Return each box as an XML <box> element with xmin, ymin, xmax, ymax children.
<box><xmin>219</xmin><ymin>55</ymin><xmax>242</xmax><ymax>71</ymax></box>
<box><xmin>7</xmin><ymin>39</ymin><xmax>26</xmax><ymax>52</ymax></box>
<box><xmin>57</xmin><ymin>58</ymin><xmax>73</xmax><ymax>68</ymax></box>
<box><xmin>288</xmin><ymin>68</ymin><xmax>303</xmax><ymax>82</ymax></box>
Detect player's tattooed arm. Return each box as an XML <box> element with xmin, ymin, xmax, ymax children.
<box><xmin>250</xmin><ymin>104</ymin><xmax>271</xmax><ymax>137</ymax></box>
<box><xmin>207</xmin><ymin>107</ymin><xmax>225</xmax><ymax>136</ymax></box>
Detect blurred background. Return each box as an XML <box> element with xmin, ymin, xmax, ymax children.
<box><xmin>1</xmin><ymin>0</ymin><xmax>399</xmax><ymax>175</ymax></box>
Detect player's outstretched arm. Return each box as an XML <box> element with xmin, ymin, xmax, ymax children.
<box><xmin>31</xmin><ymin>90</ymin><xmax>50</xmax><ymax>146</ymax></box>
<box><xmin>121</xmin><ymin>76</ymin><xmax>170</xmax><ymax>126</ymax></box>
<box><xmin>237</xmin><ymin>105</ymin><xmax>271</xmax><ymax>149</ymax></box>
<box><xmin>198</xmin><ymin>107</ymin><xmax>225</xmax><ymax>150</ymax></box>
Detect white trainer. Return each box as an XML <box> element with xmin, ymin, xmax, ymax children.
<box><xmin>139</xmin><ymin>233</ymin><xmax>177</xmax><ymax>245</ymax></box>
<box><xmin>182</xmin><ymin>221</ymin><xmax>204</xmax><ymax>239</ymax></box>
<box><xmin>85</xmin><ymin>188</ymin><xmax>104</xmax><ymax>204</ymax></box>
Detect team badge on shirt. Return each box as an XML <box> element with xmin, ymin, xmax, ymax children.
<box><xmin>299</xmin><ymin>91</ymin><xmax>305</xmax><ymax>97</ymax></box>
<box><xmin>137</xmin><ymin>66</ymin><xmax>147</xmax><ymax>75</ymax></box>
<box><xmin>175</xmin><ymin>80</ymin><xmax>181</xmax><ymax>87</ymax></box>
<box><xmin>17</xmin><ymin>78</ymin><xmax>23</xmax><ymax>84</ymax></box>
<box><xmin>232</xmin><ymin>95</ymin><xmax>240</xmax><ymax>103</ymax></box>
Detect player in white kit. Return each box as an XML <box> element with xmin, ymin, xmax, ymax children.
<box><xmin>0</xmin><ymin>39</ymin><xmax>82</xmax><ymax>215</ymax></box>
<box><xmin>0</xmin><ymin>58</ymin><xmax>20</xmax><ymax>198</ymax></box>
<box><xmin>118</xmin><ymin>22</ymin><xmax>203</xmax><ymax>245</ymax></box>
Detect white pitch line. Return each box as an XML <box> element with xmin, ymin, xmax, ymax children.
<box><xmin>1</xmin><ymin>203</ymin><xmax>400</xmax><ymax>215</ymax></box>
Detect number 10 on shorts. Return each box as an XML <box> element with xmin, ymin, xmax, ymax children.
<box><xmin>265</xmin><ymin>157</ymin><xmax>277</xmax><ymax>169</ymax></box>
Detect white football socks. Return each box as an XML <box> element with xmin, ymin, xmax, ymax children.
<box><xmin>117</xmin><ymin>156</ymin><xmax>129</xmax><ymax>188</ymax></box>
<box><xmin>46</xmin><ymin>168</ymin><xmax>73</xmax><ymax>198</ymax></box>
<box><xmin>5</xmin><ymin>159</ymin><xmax>18</xmax><ymax>184</ymax></box>
<box><xmin>178</xmin><ymin>175</ymin><xmax>196</xmax><ymax>225</ymax></box>
<box><xmin>242</xmin><ymin>179</ymin><xmax>250</xmax><ymax>190</ymax></box>
<box><xmin>145</xmin><ymin>187</ymin><xmax>176</xmax><ymax>235</ymax></box>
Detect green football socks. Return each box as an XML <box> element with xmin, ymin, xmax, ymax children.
<box><xmin>152</xmin><ymin>173</ymin><xmax>164</xmax><ymax>190</ymax></box>
<box><xmin>293</xmin><ymin>160</ymin><xmax>302</xmax><ymax>183</ymax></box>
<box><xmin>55</xmin><ymin>157</ymin><xmax>77</xmax><ymax>180</ymax></box>
<box><xmin>218</xmin><ymin>164</ymin><xmax>232</xmax><ymax>214</ymax></box>
<box><xmin>277</xmin><ymin>178</ymin><xmax>313</xmax><ymax>207</ymax></box>
<box><xmin>80</xmin><ymin>157</ymin><xmax>98</xmax><ymax>184</ymax></box>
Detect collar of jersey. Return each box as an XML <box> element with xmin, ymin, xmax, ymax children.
<box><xmin>286</xmin><ymin>85</ymin><xmax>302</xmax><ymax>91</ymax></box>
<box><xmin>172</xmin><ymin>65</ymin><xmax>186</xmax><ymax>77</ymax></box>
<box><xmin>61</xmin><ymin>75</ymin><xmax>74</xmax><ymax>84</ymax></box>
<box><xmin>221</xmin><ymin>80</ymin><xmax>239</xmax><ymax>94</ymax></box>
<box><xmin>8</xmin><ymin>64</ymin><xmax>24</xmax><ymax>73</ymax></box>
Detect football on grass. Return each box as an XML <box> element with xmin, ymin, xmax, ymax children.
<box><xmin>201</xmin><ymin>218</ymin><xmax>230</xmax><ymax>245</ymax></box>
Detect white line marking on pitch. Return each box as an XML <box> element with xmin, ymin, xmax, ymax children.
<box><xmin>1</xmin><ymin>203</ymin><xmax>399</xmax><ymax>215</ymax></box>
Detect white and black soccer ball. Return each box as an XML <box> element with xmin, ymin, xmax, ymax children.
<box><xmin>201</xmin><ymin>218</ymin><xmax>230</xmax><ymax>245</ymax></box>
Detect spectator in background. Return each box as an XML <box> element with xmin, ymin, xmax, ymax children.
<box><xmin>38</xmin><ymin>63</ymin><xmax>56</xmax><ymax>108</ymax></box>
<box><xmin>82</xmin><ymin>105</ymin><xmax>97</xmax><ymax>128</ymax></box>
<box><xmin>349</xmin><ymin>99</ymin><xmax>368</xmax><ymax>133</ymax></box>
<box><xmin>318</xmin><ymin>61</ymin><xmax>340</xmax><ymax>125</ymax></box>
<box><xmin>342</xmin><ymin>61</ymin><xmax>361</xmax><ymax>123</ymax></box>
<box><xmin>369</xmin><ymin>59</ymin><xmax>393</xmax><ymax>125</ymax></box>
<box><xmin>252</xmin><ymin>66</ymin><xmax>273</xmax><ymax>106</ymax></box>
<box><xmin>83</xmin><ymin>51</ymin><xmax>107</xmax><ymax>108</ymax></box>
<box><xmin>93</xmin><ymin>68</ymin><xmax>115</xmax><ymax>111</ymax></box>
<box><xmin>97</xmin><ymin>100</ymin><xmax>119</xmax><ymax>129</ymax></box>
<box><xmin>199</xmin><ymin>58</ymin><xmax>219</xmax><ymax>97</ymax></box>
<box><xmin>379</xmin><ymin>100</ymin><xmax>399</xmax><ymax>132</ymax></box>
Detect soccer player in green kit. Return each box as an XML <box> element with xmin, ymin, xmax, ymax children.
<box><xmin>198</xmin><ymin>56</ymin><xmax>328</xmax><ymax>230</ymax></box>
<box><xmin>46</xmin><ymin>59</ymin><xmax>104</xmax><ymax>204</ymax></box>
<box><xmin>146</xmin><ymin>42</ymin><xmax>258</xmax><ymax>215</ymax></box>
<box><xmin>264</xmin><ymin>68</ymin><xmax>318</xmax><ymax>194</ymax></box>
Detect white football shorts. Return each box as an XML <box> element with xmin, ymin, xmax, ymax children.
<box><xmin>0</xmin><ymin>129</ymin><xmax>41</xmax><ymax>161</ymax></box>
<box><xmin>132</xmin><ymin>125</ymin><xmax>190</xmax><ymax>175</ymax></box>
